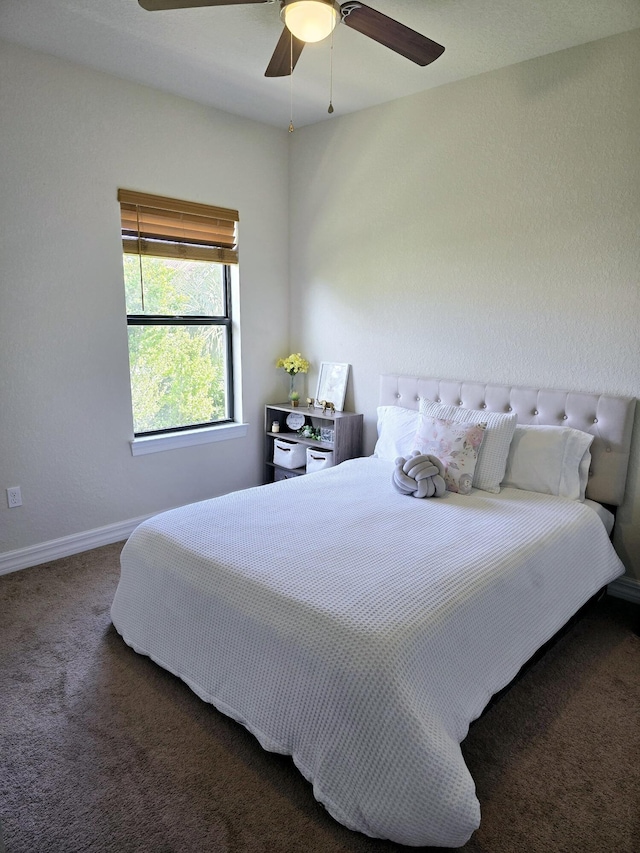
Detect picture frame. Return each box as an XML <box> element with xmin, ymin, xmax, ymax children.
<box><xmin>320</xmin><ymin>427</ymin><xmax>334</xmax><ymax>444</ymax></box>
<box><xmin>315</xmin><ymin>362</ymin><xmax>350</xmax><ymax>412</ymax></box>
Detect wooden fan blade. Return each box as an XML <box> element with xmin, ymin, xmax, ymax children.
<box><xmin>265</xmin><ymin>28</ymin><xmax>305</xmax><ymax>77</ymax></box>
<box><xmin>139</xmin><ymin>0</ymin><xmax>266</xmax><ymax>11</ymax></box>
<box><xmin>340</xmin><ymin>2</ymin><xmax>444</xmax><ymax>66</ymax></box>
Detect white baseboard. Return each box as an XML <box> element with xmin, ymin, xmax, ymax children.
<box><xmin>608</xmin><ymin>575</ymin><xmax>640</xmax><ymax>604</ymax></box>
<box><xmin>0</xmin><ymin>514</ymin><xmax>155</xmax><ymax>576</ymax></box>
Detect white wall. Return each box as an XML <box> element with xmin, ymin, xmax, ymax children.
<box><xmin>289</xmin><ymin>29</ymin><xmax>640</xmax><ymax>579</ymax></box>
<box><xmin>0</xmin><ymin>40</ymin><xmax>290</xmax><ymax>557</ymax></box>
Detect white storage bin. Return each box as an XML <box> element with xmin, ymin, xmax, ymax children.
<box><xmin>306</xmin><ymin>447</ymin><xmax>334</xmax><ymax>473</ymax></box>
<box><xmin>273</xmin><ymin>438</ymin><xmax>306</xmax><ymax>470</ymax></box>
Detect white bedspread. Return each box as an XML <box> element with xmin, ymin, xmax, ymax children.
<box><xmin>111</xmin><ymin>457</ymin><xmax>624</xmax><ymax>847</ymax></box>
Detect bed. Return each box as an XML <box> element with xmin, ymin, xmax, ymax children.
<box><xmin>111</xmin><ymin>374</ymin><xmax>635</xmax><ymax>848</ymax></box>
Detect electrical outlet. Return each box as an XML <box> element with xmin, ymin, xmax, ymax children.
<box><xmin>7</xmin><ymin>487</ymin><xmax>22</xmax><ymax>508</ymax></box>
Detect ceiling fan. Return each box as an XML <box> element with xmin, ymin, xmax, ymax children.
<box><xmin>137</xmin><ymin>0</ymin><xmax>445</xmax><ymax>78</ymax></box>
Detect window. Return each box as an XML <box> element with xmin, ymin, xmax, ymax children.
<box><xmin>118</xmin><ymin>190</ymin><xmax>238</xmax><ymax>438</ymax></box>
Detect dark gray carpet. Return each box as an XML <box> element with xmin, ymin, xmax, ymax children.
<box><xmin>1</xmin><ymin>543</ymin><xmax>639</xmax><ymax>853</ymax></box>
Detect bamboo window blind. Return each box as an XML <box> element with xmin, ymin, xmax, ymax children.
<box><xmin>118</xmin><ymin>190</ymin><xmax>239</xmax><ymax>264</ymax></box>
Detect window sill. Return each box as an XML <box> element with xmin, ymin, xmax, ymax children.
<box><xmin>130</xmin><ymin>422</ymin><xmax>249</xmax><ymax>456</ymax></box>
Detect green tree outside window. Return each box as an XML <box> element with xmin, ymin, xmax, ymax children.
<box><xmin>124</xmin><ymin>255</ymin><xmax>229</xmax><ymax>434</ymax></box>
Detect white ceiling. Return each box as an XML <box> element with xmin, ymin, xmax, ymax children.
<box><xmin>2</xmin><ymin>0</ymin><xmax>640</xmax><ymax>129</ymax></box>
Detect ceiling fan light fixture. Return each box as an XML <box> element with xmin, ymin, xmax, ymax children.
<box><xmin>281</xmin><ymin>0</ymin><xmax>339</xmax><ymax>44</ymax></box>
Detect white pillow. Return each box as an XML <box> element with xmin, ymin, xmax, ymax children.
<box><xmin>419</xmin><ymin>400</ymin><xmax>517</xmax><ymax>493</ymax></box>
<box><xmin>373</xmin><ymin>405</ymin><xmax>421</xmax><ymax>461</ymax></box>
<box><xmin>501</xmin><ymin>424</ymin><xmax>593</xmax><ymax>501</ymax></box>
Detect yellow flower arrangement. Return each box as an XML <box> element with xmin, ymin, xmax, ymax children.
<box><xmin>276</xmin><ymin>353</ymin><xmax>310</xmax><ymax>376</ymax></box>
<box><xmin>276</xmin><ymin>353</ymin><xmax>310</xmax><ymax>404</ymax></box>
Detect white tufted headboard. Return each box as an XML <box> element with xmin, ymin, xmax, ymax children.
<box><xmin>379</xmin><ymin>375</ymin><xmax>635</xmax><ymax>507</ymax></box>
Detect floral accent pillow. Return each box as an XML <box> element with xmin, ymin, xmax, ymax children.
<box><xmin>413</xmin><ymin>416</ymin><xmax>486</xmax><ymax>495</ymax></box>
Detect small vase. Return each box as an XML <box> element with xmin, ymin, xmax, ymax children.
<box><xmin>289</xmin><ymin>374</ymin><xmax>300</xmax><ymax>406</ymax></box>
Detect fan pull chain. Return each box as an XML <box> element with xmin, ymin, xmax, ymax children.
<box><xmin>328</xmin><ymin>28</ymin><xmax>334</xmax><ymax>114</ymax></box>
<box><xmin>288</xmin><ymin>32</ymin><xmax>294</xmax><ymax>132</ymax></box>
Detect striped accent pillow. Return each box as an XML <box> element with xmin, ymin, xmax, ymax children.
<box><xmin>419</xmin><ymin>401</ymin><xmax>517</xmax><ymax>493</ymax></box>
